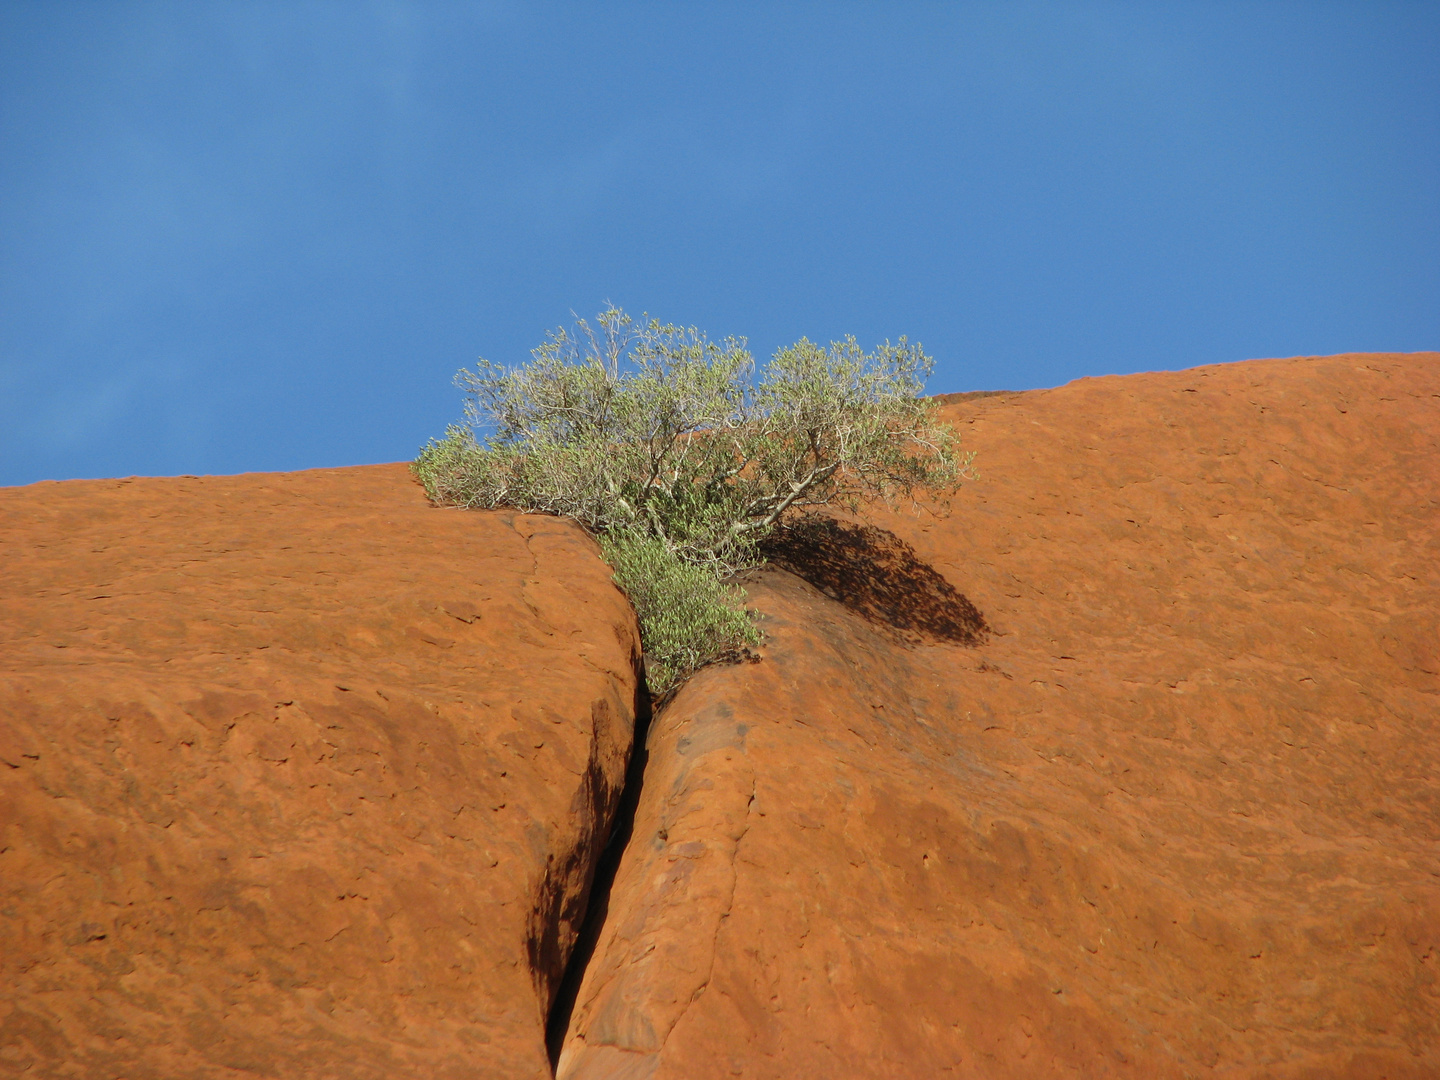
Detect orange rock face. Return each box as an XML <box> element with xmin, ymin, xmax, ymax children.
<box><xmin>4</xmin><ymin>353</ymin><xmax>1436</xmax><ymax>1079</ymax></box>
<box><xmin>557</xmin><ymin>353</ymin><xmax>1440</xmax><ymax>1078</ymax></box>
<box><xmin>0</xmin><ymin>465</ymin><xmax>642</xmax><ymax>1079</ymax></box>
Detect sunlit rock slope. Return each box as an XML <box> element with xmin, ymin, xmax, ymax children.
<box><xmin>0</xmin><ymin>465</ymin><xmax>642</xmax><ymax>1079</ymax></box>
<box><xmin>2</xmin><ymin>352</ymin><xmax>1435</xmax><ymax>1080</ymax></box>
<box><xmin>556</xmin><ymin>352</ymin><xmax>1439</xmax><ymax>1079</ymax></box>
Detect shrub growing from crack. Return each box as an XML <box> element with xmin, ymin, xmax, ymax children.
<box><xmin>414</xmin><ymin>307</ymin><xmax>969</xmax><ymax>694</ymax></box>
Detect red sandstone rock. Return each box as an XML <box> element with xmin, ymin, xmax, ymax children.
<box><xmin>557</xmin><ymin>353</ymin><xmax>1440</xmax><ymax>1079</ymax></box>
<box><xmin>0</xmin><ymin>464</ymin><xmax>642</xmax><ymax>1079</ymax></box>
<box><xmin>5</xmin><ymin>353</ymin><xmax>1437</xmax><ymax>1079</ymax></box>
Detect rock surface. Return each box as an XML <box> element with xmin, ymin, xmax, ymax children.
<box><xmin>557</xmin><ymin>353</ymin><xmax>1440</xmax><ymax>1079</ymax></box>
<box><xmin>0</xmin><ymin>464</ymin><xmax>642</xmax><ymax>1079</ymax></box>
<box><xmin>4</xmin><ymin>353</ymin><xmax>1436</xmax><ymax>1080</ymax></box>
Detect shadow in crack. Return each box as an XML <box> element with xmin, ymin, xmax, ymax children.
<box><xmin>759</xmin><ymin>514</ymin><xmax>988</xmax><ymax>646</ymax></box>
<box><xmin>545</xmin><ymin>663</ymin><xmax>654</xmax><ymax>1071</ymax></box>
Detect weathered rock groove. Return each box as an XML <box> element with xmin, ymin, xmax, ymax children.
<box><xmin>546</xmin><ymin>668</ymin><xmax>654</xmax><ymax>1071</ymax></box>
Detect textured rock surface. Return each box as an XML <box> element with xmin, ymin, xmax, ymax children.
<box><xmin>0</xmin><ymin>464</ymin><xmax>642</xmax><ymax>1079</ymax></box>
<box><xmin>558</xmin><ymin>353</ymin><xmax>1440</xmax><ymax>1079</ymax></box>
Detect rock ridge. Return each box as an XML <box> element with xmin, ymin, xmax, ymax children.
<box><xmin>556</xmin><ymin>351</ymin><xmax>1440</xmax><ymax>1079</ymax></box>
<box><xmin>0</xmin><ymin>465</ymin><xmax>644</xmax><ymax>1079</ymax></box>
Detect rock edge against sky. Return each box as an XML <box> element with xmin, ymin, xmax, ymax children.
<box><xmin>3</xmin><ymin>352</ymin><xmax>1437</xmax><ymax>1078</ymax></box>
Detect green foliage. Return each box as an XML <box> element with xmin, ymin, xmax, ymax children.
<box><xmin>598</xmin><ymin>532</ymin><xmax>760</xmax><ymax>695</ymax></box>
<box><xmin>414</xmin><ymin>307</ymin><xmax>970</xmax><ymax>693</ymax></box>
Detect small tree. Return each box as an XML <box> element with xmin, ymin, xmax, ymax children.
<box><xmin>414</xmin><ymin>307</ymin><xmax>970</xmax><ymax>693</ymax></box>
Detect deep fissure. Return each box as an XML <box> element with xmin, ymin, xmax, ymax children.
<box><xmin>544</xmin><ymin>657</ymin><xmax>655</xmax><ymax>1072</ymax></box>
<box><xmin>540</xmin><ymin>522</ymin><xmax>987</xmax><ymax>1072</ymax></box>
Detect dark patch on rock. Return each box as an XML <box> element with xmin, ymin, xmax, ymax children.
<box><xmin>760</xmin><ymin>513</ymin><xmax>988</xmax><ymax>646</ymax></box>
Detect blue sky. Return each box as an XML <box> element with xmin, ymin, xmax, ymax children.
<box><xmin>2</xmin><ymin>2</ymin><xmax>1436</xmax><ymax>486</ymax></box>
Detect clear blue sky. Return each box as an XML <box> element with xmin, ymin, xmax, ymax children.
<box><xmin>2</xmin><ymin>3</ymin><xmax>1436</xmax><ymax>486</ymax></box>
